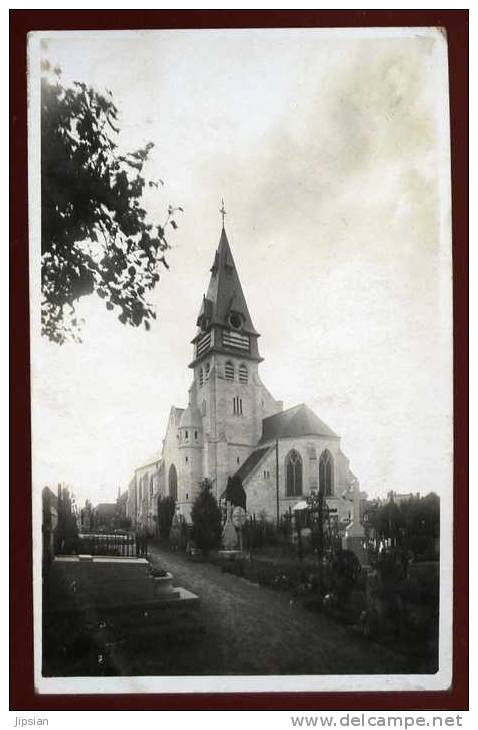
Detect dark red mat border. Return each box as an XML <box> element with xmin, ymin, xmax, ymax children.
<box><xmin>10</xmin><ymin>9</ymin><xmax>468</xmax><ymax>711</ymax></box>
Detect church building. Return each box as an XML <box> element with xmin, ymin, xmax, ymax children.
<box><xmin>129</xmin><ymin>216</ymin><xmax>358</xmax><ymax>528</ymax></box>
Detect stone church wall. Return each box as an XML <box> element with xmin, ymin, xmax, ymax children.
<box><xmin>129</xmin><ymin>228</ymin><xmax>359</xmax><ymax>526</ymax></box>
<box><xmin>159</xmin><ymin>406</ymin><xmax>184</xmax><ymax>501</ymax></box>
<box><xmin>182</xmin><ymin>353</ymin><xmax>283</xmax><ymax>502</ymax></box>
<box><xmin>244</xmin><ymin>435</ymin><xmax>344</xmax><ymax>521</ymax></box>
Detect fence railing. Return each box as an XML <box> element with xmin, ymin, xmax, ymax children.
<box><xmin>75</xmin><ymin>532</ymin><xmax>138</xmax><ymax>557</ymax></box>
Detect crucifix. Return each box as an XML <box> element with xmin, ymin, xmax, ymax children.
<box><xmin>220</xmin><ymin>198</ymin><xmax>227</xmax><ymax>227</ymax></box>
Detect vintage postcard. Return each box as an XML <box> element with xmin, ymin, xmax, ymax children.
<box><xmin>27</xmin><ymin>27</ymin><xmax>453</xmax><ymax>695</ymax></box>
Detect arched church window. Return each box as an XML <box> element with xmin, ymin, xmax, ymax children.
<box><xmin>285</xmin><ymin>450</ymin><xmax>303</xmax><ymax>497</ymax></box>
<box><xmin>168</xmin><ymin>464</ymin><xmax>178</xmax><ymax>501</ymax></box>
<box><xmin>233</xmin><ymin>396</ymin><xmax>243</xmax><ymax>416</ymax></box>
<box><xmin>239</xmin><ymin>364</ymin><xmax>248</xmax><ymax>384</ymax></box>
<box><xmin>199</xmin><ymin>368</ymin><xmax>204</xmax><ymax>387</ymax></box>
<box><xmin>225</xmin><ymin>361</ymin><xmax>235</xmax><ymax>380</ymax></box>
<box><xmin>319</xmin><ymin>450</ymin><xmax>334</xmax><ymax>497</ymax></box>
<box><xmin>205</xmin><ymin>362</ymin><xmax>210</xmax><ymax>379</ymax></box>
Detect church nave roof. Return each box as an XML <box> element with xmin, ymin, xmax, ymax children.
<box><xmin>233</xmin><ymin>446</ymin><xmax>272</xmax><ymax>484</ymax></box>
<box><xmin>259</xmin><ymin>403</ymin><xmax>338</xmax><ymax>443</ymax></box>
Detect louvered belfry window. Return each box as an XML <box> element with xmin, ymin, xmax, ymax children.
<box><xmin>239</xmin><ymin>364</ymin><xmax>248</xmax><ymax>383</ymax></box>
<box><xmin>225</xmin><ymin>361</ymin><xmax>235</xmax><ymax>380</ymax></box>
<box><xmin>223</xmin><ymin>329</ymin><xmax>250</xmax><ymax>351</ymax></box>
<box><xmin>196</xmin><ymin>332</ymin><xmax>211</xmax><ymax>358</ymax></box>
<box><xmin>286</xmin><ymin>450</ymin><xmax>303</xmax><ymax>497</ymax></box>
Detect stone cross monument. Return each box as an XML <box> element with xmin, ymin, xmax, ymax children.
<box><xmin>342</xmin><ymin>478</ymin><xmax>368</xmax><ymax>565</ymax></box>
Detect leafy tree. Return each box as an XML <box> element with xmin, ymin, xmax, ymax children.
<box><xmin>157</xmin><ymin>495</ymin><xmax>176</xmax><ymax>540</ymax></box>
<box><xmin>366</xmin><ymin>493</ymin><xmax>440</xmax><ymax>560</ymax></box>
<box><xmin>399</xmin><ymin>492</ymin><xmax>439</xmax><ymax>559</ymax></box>
<box><xmin>41</xmin><ymin>61</ymin><xmax>182</xmax><ymax>343</ymax></box>
<box><xmin>190</xmin><ymin>479</ymin><xmax>222</xmax><ymax>556</ymax></box>
<box><xmin>54</xmin><ymin>485</ymin><xmax>79</xmax><ymax>553</ymax></box>
<box><xmin>224</xmin><ymin>475</ymin><xmax>246</xmax><ymax>509</ymax></box>
<box><xmin>369</xmin><ymin>500</ymin><xmax>403</xmax><ymax>548</ymax></box>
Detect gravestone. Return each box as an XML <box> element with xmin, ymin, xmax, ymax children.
<box><xmin>222</xmin><ymin>501</ymin><xmax>238</xmax><ymax>550</ymax></box>
<box><xmin>342</xmin><ymin>480</ymin><xmax>368</xmax><ymax>565</ymax></box>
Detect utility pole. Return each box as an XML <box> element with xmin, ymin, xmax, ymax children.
<box><xmin>275</xmin><ymin>439</ymin><xmax>280</xmax><ymax>526</ymax></box>
<box><xmin>317</xmin><ymin>490</ymin><xmax>324</xmax><ymax>560</ymax></box>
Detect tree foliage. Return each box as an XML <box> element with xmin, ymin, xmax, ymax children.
<box><xmin>323</xmin><ymin>549</ymin><xmax>361</xmax><ymax>602</ymax></box>
<box><xmin>157</xmin><ymin>495</ymin><xmax>176</xmax><ymax>540</ymax></box>
<box><xmin>55</xmin><ymin>485</ymin><xmax>79</xmax><ymax>553</ymax></box>
<box><xmin>365</xmin><ymin>492</ymin><xmax>440</xmax><ymax>559</ymax></box>
<box><xmin>224</xmin><ymin>475</ymin><xmax>246</xmax><ymax>509</ymax></box>
<box><xmin>41</xmin><ymin>61</ymin><xmax>182</xmax><ymax>343</ymax></box>
<box><xmin>190</xmin><ymin>479</ymin><xmax>223</xmax><ymax>555</ymax></box>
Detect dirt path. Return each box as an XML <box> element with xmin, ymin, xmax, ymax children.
<box><xmin>149</xmin><ymin>547</ymin><xmax>414</xmax><ymax>676</ymax></box>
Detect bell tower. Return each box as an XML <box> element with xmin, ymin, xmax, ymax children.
<box><xmin>190</xmin><ymin>205</ymin><xmax>262</xmax><ymax>370</ymax></box>
<box><xmin>187</xmin><ymin>203</ymin><xmax>277</xmax><ymax>499</ymax></box>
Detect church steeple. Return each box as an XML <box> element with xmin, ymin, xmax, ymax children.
<box><xmin>219</xmin><ymin>198</ymin><xmax>227</xmax><ymax>228</ymax></box>
<box><xmin>190</xmin><ymin>216</ymin><xmax>262</xmax><ymax>367</ymax></box>
<box><xmin>200</xmin><ymin>226</ymin><xmax>258</xmax><ymax>336</ymax></box>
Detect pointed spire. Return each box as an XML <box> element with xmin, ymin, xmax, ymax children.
<box><xmin>196</xmin><ymin>222</ymin><xmax>259</xmax><ymax>338</ymax></box>
<box><xmin>190</xmin><ymin>210</ymin><xmax>263</xmax><ymax>367</ymax></box>
<box><xmin>220</xmin><ymin>198</ymin><xmax>227</xmax><ymax>229</ymax></box>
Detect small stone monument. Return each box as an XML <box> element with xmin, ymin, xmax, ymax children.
<box><xmin>342</xmin><ymin>479</ymin><xmax>368</xmax><ymax>565</ymax></box>
<box><xmin>222</xmin><ymin>501</ymin><xmax>239</xmax><ymax>551</ymax></box>
<box><xmin>231</xmin><ymin>505</ymin><xmax>247</xmax><ymax>553</ymax></box>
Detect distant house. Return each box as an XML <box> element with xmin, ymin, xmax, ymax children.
<box><xmin>386</xmin><ymin>491</ymin><xmax>421</xmax><ymax>505</ymax></box>
<box><xmin>90</xmin><ymin>492</ymin><xmax>131</xmax><ymax>532</ymax></box>
<box><xmin>93</xmin><ymin>502</ymin><xmax>118</xmax><ymax>531</ymax></box>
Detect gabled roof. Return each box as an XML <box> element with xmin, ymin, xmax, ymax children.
<box><xmin>233</xmin><ymin>446</ymin><xmax>271</xmax><ymax>483</ymax></box>
<box><xmin>179</xmin><ymin>405</ymin><xmax>202</xmax><ymax>429</ymax></box>
<box><xmin>260</xmin><ymin>403</ymin><xmax>338</xmax><ymax>444</ymax></box>
<box><xmin>197</xmin><ymin>227</ymin><xmax>259</xmax><ymax>336</ymax></box>
<box><xmin>135</xmin><ymin>451</ymin><xmax>162</xmax><ymax>471</ymax></box>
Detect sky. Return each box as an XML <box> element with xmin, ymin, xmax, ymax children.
<box><xmin>29</xmin><ymin>28</ymin><xmax>452</xmax><ymax>507</ymax></box>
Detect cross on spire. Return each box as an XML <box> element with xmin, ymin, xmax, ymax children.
<box><xmin>220</xmin><ymin>198</ymin><xmax>227</xmax><ymax>228</ymax></box>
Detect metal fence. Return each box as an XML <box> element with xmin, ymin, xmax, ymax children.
<box><xmin>76</xmin><ymin>532</ymin><xmax>139</xmax><ymax>557</ymax></box>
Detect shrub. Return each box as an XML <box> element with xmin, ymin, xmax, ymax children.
<box><xmin>157</xmin><ymin>495</ymin><xmax>176</xmax><ymax>540</ymax></box>
<box><xmin>323</xmin><ymin>549</ymin><xmax>362</xmax><ymax>602</ymax></box>
<box><xmin>191</xmin><ymin>479</ymin><xmax>222</xmax><ymax>556</ymax></box>
<box><xmin>224</xmin><ymin>475</ymin><xmax>246</xmax><ymax>509</ymax></box>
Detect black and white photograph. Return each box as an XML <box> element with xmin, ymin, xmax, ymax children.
<box><xmin>28</xmin><ymin>26</ymin><xmax>452</xmax><ymax>694</ymax></box>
